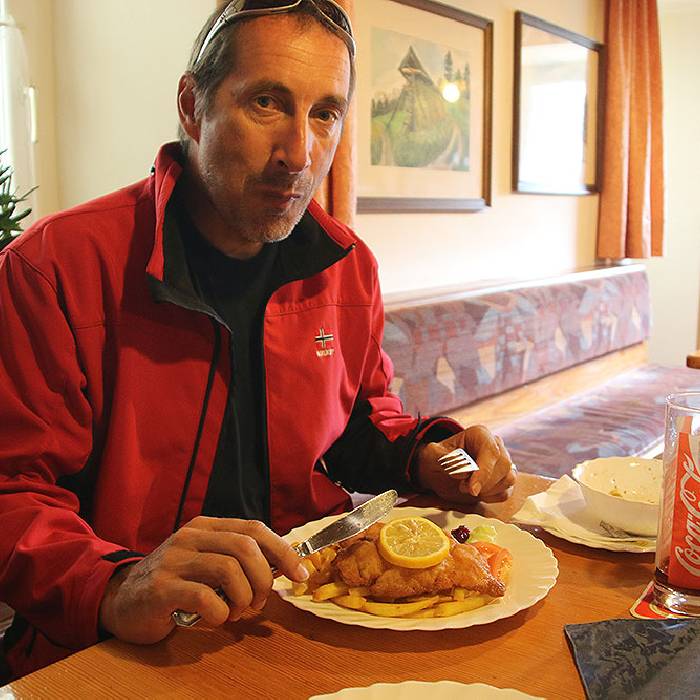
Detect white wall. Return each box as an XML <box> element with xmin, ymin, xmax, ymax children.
<box><xmin>51</xmin><ymin>0</ymin><xmax>215</xmax><ymax>207</ymax></box>
<box><xmin>645</xmin><ymin>3</ymin><xmax>700</xmax><ymax>366</ymax></box>
<box><xmin>355</xmin><ymin>0</ymin><xmax>605</xmax><ymax>295</ymax></box>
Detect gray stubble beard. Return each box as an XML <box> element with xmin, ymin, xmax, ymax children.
<box><xmin>241</xmin><ymin>204</ymin><xmax>306</xmax><ymax>245</ymax></box>
<box><xmin>237</xmin><ymin>185</ymin><xmax>315</xmax><ymax>245</ymax></box>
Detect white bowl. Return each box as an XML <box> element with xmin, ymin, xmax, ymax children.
<box><xmin>571</xmin><ymin>457</ymin><xmax>663</xmax><ymax>536</ymax></box>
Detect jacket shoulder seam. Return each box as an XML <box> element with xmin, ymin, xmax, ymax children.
<box><xmin>34</xmin><ymin>193</ymin><xmax>149</xmax><ymax>228</ymax></box>
<box><xmin>6</xmin><ymin>248</ymin><xmax>59</xmax><ymax>295</ymax></box>
<box><xmin>13</xmin><ymin>189</ymin><xmax>151</xmax><ymax>253</ymax></box>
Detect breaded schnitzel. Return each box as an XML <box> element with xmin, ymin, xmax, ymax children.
<box><xmin>332</xmin><ymin>524</ymin><xmax>506</xmax><ymax>600</ymax></box>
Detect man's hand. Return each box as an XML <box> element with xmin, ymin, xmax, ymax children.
<box><xmin>99</xmin><ymin>517</ymin><xmax>309</xmax><ymax>644</ymax></box>
<box><xmin>415</xmin><ymin>425</ymin><xmax>516</xmax><ymax>504</ymax></box>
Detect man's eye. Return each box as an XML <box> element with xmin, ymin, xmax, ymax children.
<box><xmin>255</xmin><ymin>95</ymin><xmax>275</xmax><ymax>109</ymax></box>
<box><xmin>317</xmin><ymin>109</ymin><xmax>339</xmax><ymax>123</ymax></box>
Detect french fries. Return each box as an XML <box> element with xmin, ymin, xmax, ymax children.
<box><xmin>291</xmin><ymin>580</ymin><xmax>308</xmax><ymax>596</ymax></box>
<box><xmin>333</xmin><ymin>594</ymin><xmax>367</xmax><ymax>610</ymax></box>
<box><xmin>433</xmin><ymin>596</ymin><xmax>490</xmax><ymax>617</ymax></box>
<box><xmin>288</xmin><ymin>544</ymin><xmax>502</xmax><ymax>619</ymax></box>
<box><xmin>363</xmin><ymin>596</ymin><xmax>440</xmax><ymax>617</ymax></box>
<box><xmin>312</xmin><ymin>581</ymin><xmax>349</xmax><ymax>601</ymax></box>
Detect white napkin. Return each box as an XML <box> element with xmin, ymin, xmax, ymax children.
<box><xmin>512</xmin><ymin>475</ymin><xmax>655</xmax><ymax>553</ymax></box>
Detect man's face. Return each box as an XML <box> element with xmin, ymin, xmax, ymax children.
<box><xmin>190</xmin><ymin>15</ymin><xmax>351</xmax><ymax>246</ymax></box>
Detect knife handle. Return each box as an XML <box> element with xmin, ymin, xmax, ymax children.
<box><xmin>172</xmin><ymin>588</ymin><xmax>225</xmax><ymax>627</ymax></box>
<box><xmin>171</xmin><ymin>544</ymin><xmax>304</xmax><ymax>627</ymax></box>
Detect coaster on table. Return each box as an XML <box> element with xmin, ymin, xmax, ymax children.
<box><xmin>630</xmin><ymin>581</ymin><xmax>696</xmax><ymax>620</ymax></box>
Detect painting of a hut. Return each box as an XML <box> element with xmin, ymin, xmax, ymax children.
<box><xmin>370</xmin><ymin>28</ymin><xmax>471</xmax><ymax>172</ymax></box>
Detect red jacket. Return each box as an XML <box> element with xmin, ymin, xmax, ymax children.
<box><xmin>0</xmin><ymin>144</ymin><xmax>460</xmax><ymax>679</ymax></box>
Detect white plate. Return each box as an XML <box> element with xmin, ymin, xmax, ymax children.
<box><xmin>273</xmin><ymin>507</ymin><xmax>558</xmax><ymax>631</ymax></box>
<box><xmin>512</xmin><ymin>476</ymin><xmax>656</xmax><ymax>554</ymax></box>
<box><xmin>538</xmin><ymin>525</ymin><xmax>655</xmax><ymax>553</ymax></box>
<box><xmin>309</xmin><ymin>680</ymin><xmax>544</xmax><ymax>699</ymax></box>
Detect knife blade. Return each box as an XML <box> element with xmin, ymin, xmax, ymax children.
<box><xmin>172</xmin><ymin>489</ymin><xmax>398</xmax><ymax>627</ymax></box>
<box><xmin>292</xmin><ymin>489</ymin><xmax>398</xmax><ymax>557</ymax></box>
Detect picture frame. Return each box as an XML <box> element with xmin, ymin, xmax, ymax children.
<box><xmin>355</xmin><ymin>0</ymin><xmax>493</xmax><ymax>213</ymax></box>
<box><xmin>512</xmin><ymin>11</ymin><xmax>604</xmax><ymax>195</ymax></box>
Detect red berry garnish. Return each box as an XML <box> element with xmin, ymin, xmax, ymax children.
<box><xmin>451</xmin><ymin>525</ymin><xmax>471</xmax><ymax>543</ymax></box>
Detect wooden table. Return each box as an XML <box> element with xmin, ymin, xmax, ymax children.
<box><xmin>2</xmin><ymin>474</ymin><xmax>655</xmax><ymax>699</ymax></box>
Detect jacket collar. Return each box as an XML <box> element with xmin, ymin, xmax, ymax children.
<box><xmin>145</xmin><ymin>142</ymin><xmax>185</xmax><ymax>283</ymax></box>
<box><xmin>145</xmin><ymin>142</ymin><xmax>357</xmax><ymax>307</ymax></box>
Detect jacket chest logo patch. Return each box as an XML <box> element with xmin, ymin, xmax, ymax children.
<box><xmin>314</xmin><ymin>327</ymin><xmax>335</xmax><ymax>358</ymax></box>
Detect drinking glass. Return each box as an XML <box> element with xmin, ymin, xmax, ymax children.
<box><xmin>653</xmin><ymin>391</ymin><xmax>700</xmax><ymax>616</ymax></box>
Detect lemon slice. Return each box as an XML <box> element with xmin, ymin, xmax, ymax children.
<box><xmin>377</xmin><ymin>517</ymin><xmax>450</xmax><ymax>569</ymax></box>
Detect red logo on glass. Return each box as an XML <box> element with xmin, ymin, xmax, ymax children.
<box><xmin>669</xmin><ymin>430</ymin><xmax>700</xmax><ymax>588</ymax></box>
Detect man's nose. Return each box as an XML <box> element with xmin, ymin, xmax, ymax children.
<box><xmin>274</xmin><ymin>117</ymin><xmax>312</xmax><ymax>174</ymax></box>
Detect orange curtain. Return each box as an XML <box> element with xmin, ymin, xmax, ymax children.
<box><xmin>314</xmin><ymin>0</ymin><xmax>356</xmax><ymax>228</ymax></box>
<box><xmin>597</xmin><ymin>0</ymin><xmax>664</xmax><ymax>259</ymax></box>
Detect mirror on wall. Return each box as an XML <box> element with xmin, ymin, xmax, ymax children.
<box><xmin>512</xmin><ymin>11</ymin><xmax>604</xmax><ymax>195</ymax></box>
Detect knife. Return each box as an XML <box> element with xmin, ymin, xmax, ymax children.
<box><xmin>172</xmin><ymin>489</ymin><xmax>398</xmax><ymax>627</ymax></box>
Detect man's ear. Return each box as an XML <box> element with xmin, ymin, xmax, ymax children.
<box><xmin>177</xmin><ymin>74</ymin><xmax>200</xmax><ymax>142</ymax></box>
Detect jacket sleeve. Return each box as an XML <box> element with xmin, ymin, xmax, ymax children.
<box><xmin>322</xmin><ymin>267</ymin><xmax>462</xmax><ymax>494</ymax></box>
<box><xmin>0</xmin><ymin>248</ymin><xmax>142</xmax><ymax>652</ymax></box>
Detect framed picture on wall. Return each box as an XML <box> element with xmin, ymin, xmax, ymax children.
<box><xmin>512</xmin><ymin>11</ymin><xmax>604</xmax><ymax>195</ymax></box>
<box><xmin>355</xmin><ymin>0</ymin><xmax>493</xmax><ymax>213</ymax></box>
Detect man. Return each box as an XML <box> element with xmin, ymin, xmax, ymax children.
<box><xmin>0</xmin><ymin>0</ymin><xmax>515</xmax><ymax>680</ymax></box>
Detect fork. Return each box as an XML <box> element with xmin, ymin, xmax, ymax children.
<box><xmin>598</xmin><ymin>520</ymin><xmax>642</xmax><ymax>540</ymax></box>
<box><xmin>437</xmin><ymin>448</ymin><xmax>480</xmax><ymax>475</ymax></box>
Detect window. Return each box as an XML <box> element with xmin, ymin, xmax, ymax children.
<box><xmin>0</xmin><ymin>0</ymin><xmax>37</xmax><ymax>225</ymax></box>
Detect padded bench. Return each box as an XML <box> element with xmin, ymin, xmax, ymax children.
<box><xmin>383</xmin><ymin>264</ymin><xmax>700</xmax><ymax>479</ymax></box>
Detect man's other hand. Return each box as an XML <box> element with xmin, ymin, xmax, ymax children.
<box><xmin>98</xmin><ymin>517</ymin><xmax>309</xmax><ymax>644</ymax></box>
<box><xmin>415</xmin><ymin>425</ymin><xmax>516</xmax><ymax>504</ymax></box>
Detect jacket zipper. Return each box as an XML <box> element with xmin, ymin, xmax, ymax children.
<box><xmin>172</xmin><ymin>318</ymin><xmax>222</xmax><ymax>531</ymax></box>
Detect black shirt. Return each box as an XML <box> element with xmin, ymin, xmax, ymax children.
<box><xmin>178</xmin><ymin>205</ymin><xmax>280</xmax><ymax>523</ymax></box>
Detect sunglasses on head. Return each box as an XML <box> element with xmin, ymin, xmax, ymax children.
<box><xmin>194</xmin><ymin>0</ymin><xmax>355</xmax><ymax>66</ymax></box>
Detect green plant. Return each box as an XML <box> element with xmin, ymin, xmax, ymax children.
<box><xmin>0</xmin><ymin>149</ymin><xmax>36</xmax><ymax>251</ymax></box>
